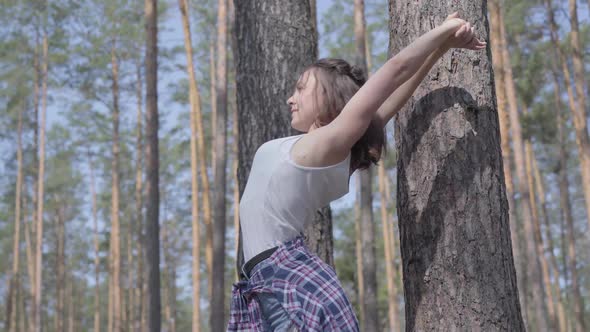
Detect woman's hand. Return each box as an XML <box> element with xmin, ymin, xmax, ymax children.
<box><xmin>441</xmin><ymin>12</ymin><xmax>487</xmax><ymax>51</ymax></box>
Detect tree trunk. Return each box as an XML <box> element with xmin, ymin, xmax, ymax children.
<box><xmin>178</xmin><ymin>0</ymin><xmax>214</xmax><ymax>290</ymax></box>
<box><xmin>134</xmin><ymin>58</ymin><xmax>145</xmax><ymax>332</ymax></box>
<box><xmin>524</xmin><ymin>139</ymin><xmax>556</xmax><ymax>330</ymax></box>
<box><xmin>488</xmin><ymin>0</ymin><xmax>528</xmax><ymax>321</ymax></box>
<box><xmin>210</xmin><ymin>40</ymin><xmax>217</xmax><ymax>179</ymax></box>
<box><xmin>32</xmin><ymin>33</ymin><xmax>48</xmax><ymax>332</ymax></box>
<box><xmin>568</xmin><ymin>0</ymin><xmax>590</xmax><ymax>243</ymax></box>
<box><xmin>498</xmin><ymin>8</ymin><xmax>548</xmax><ymax>330</ymax></box>
<box><xmin>88</xmin><ymin>152</ymin><xmax>101</xmax><ymax>332</ymax></box>
<box><xmin>234</xmin><ymin>0</ymin><xmax>320</xmax><ymax>269</ymax></box>
<box><xmin>353</xmin><ymin>1</ymin><xmax>378</xmax><ymax>330</ymax></box>
<box><xmin>545</xmin><ymin>2</ymin><xmax>587</xmax><ymax>329</ymax></box>
<box><xmin>145</xmin><ymin>0</ymin><xmax>161</xmax><ymax>330</ymax></box>
<box><xmin>383</xmin><ymin>159</ymin><xmax>404</xmax><ymax>328</ymax></box>
<box><xmin>532</xmin><ymin>156</ymin><xmax>567</xmax><ymax>332</ymax></box>
<box><xmin>211</xmin><ymin>0</ymin><xmax>229</xmax><ymax>329</ymax></box>
<box><xmin>545</xmin><ymin>62</ymin><xmax>570</xmax><ymax>332</ymax></box>
<box><xmin>55</xmin><ymin>208</ymin><xmax>66</xmax><ymax>332</ymax></box>
<box><xmin>389</xmin><ymin>1</ymin><xmax>525</xmax><ymax>330</ymax></box>
<box><xmin>177</xmin><ymin>0</ymin><xmax>204</xmax><ymax>329</ymax></box>
<box><xmin>110</xmin><ymin>42</ymin><xmax>122</xmax><ymax>332</ymax></box>
<box><xmin>8</xmin><ymin>101</ymin><xmax>24</xmax><ymax>332</ymax></box>
<box><xmin>354</xmin><ymin>174</ymin><xmax>364</xmax><ymax>323</ymax></box>
<box><xmin>378</xmin><ymin>162</ymin><xmax>401</xmax><ymax>332</ymax></box>
<box><xmin>162</xmin><ymin>224</ymin><xmax>177</xmax><ymax>332</ymax></box>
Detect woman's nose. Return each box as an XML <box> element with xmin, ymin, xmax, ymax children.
<box><xmin>286</xmin><ymin>96</ymin><xmax>294</xmax><ymax>105</ymax></box>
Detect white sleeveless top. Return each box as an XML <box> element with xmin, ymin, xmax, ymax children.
<box><xmin>240</xmin><ymin>134</ymin><xmax>351</xmax><ymax>262</ymax></box>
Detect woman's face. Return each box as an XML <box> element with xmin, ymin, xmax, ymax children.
<box><xmin>286</xmin><ymin>70</ymin><xmax>322</xmax><ymax>132</ymax></box>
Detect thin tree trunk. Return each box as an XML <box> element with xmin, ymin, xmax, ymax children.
<box><xmin>545</xmin><ymin>2</ymin><xmax>587</xmax><ymax>329</ymax></box>
<box><xmin>378</xmin><ymin>162</ymin><xmax>401</xmax><ymax>332</ymax></box>
<box><xmin>161</xmin><ymin>224</ymin><xmax>176</xmax><ymax>332</ymax></box>
<box><xmin>488</xmin><ymin>0</ymin><xmax>528</xmax><ymax>322</ymax></box>
<box><xmin>67</xmin><ymin>277</ymin><xmax>74</xmax><ymax>332</ymax></box>
<box><xmin>110</xmin><ymin>43</ymin><xmax>122</xmax><ymax>332</ymax></box>
<box><xmin>211</xmin><ymin>0</ymin><xmax>229</xmax><ymax>329</ymax></box>
<box><xmin>55</xmin><ymin>207</ymin><xmax>66</xmax><ymax>332</ymax></box>
<box><xmin>532</xmin><ymin>156</ymin><xmax>568</xmax><ymax>332</ymax></box>
<box><xmin>383</xmin><ymin>160</ymin><xmax>404</xmax><ymax>327</ymax></box>
<box><xmin>389</xmin><ymin>1</ymin><xmax>525</xmax><ymax>330</ymax></box>
<box><xmin>177</xmin><ymin>0</ymin><xmax>203</xmax><ymax>330</ymax></box>
<box><xmin>145</xmin><ymin>0</ymin><xmax>161</xmax><ymax>329</ymax></box>
<box><xmin>134</xmin><ymin>59</ymin><xmax>144</xmax><ymax>332</ymax></box>
<box><xmin>8</xmin><ymin>101</ymin><xmax>24</xmax><ymax>332</ymax></box>
<box><xmin>354</xmin><ymin>175</ymin><xmax>365</xmax><ymax>325</ymax></box>
<box><xmin>210</xmin><ymin>40</ymin><xmax>217</xmax><ymax>179</ymax></box>
<box><xmin>498</xmin><ymin>7</ymin><xmax>548</xmax><ymax>330</ymax></box>
<box><xmin>567</xmin><ymin>0</ymin><xmax>590</xmax><ymax>245</ymax></box>
<box><xmin>88</xmin><ymin>152</ymin><xmax>101</xmax><ymax>332</ymax></box>
<box><xmin>354</xmin><ymin>1</ymin><xmax>378</xmax><ymax>330</ymax></box>
<box><xmin>178</xmin><ymin>0</ymin><xmax>214</xmax><ymax>290</ymax></box>
<box><xmin>546</xmin><ymin>61</ymin><xmax>570</xmax><ymax>332</ymax></box>
<box><xmin>32</xmin><ymin>33</ymin><xmax>48</xmax><ymax>332</ymax></box>
<box><xmin>24</xmin><ymin>199</ymin><xmax>34</xmax><ymax>332</ymax></box>
<box><xmin>524</xmin><ymin>139</ymin><xmax>556</xmax><ymax>330</ymax></box>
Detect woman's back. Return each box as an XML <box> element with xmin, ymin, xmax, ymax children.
<box><xmin>239</xmin><ymin>134</ymin><xmax>350</xmax><ymax>262</ymax></box>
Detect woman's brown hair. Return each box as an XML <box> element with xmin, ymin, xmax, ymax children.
<box><xmin>303</xmin><ymin>58</ymin><xmax>386</xmax><ymax>172</ymax></box>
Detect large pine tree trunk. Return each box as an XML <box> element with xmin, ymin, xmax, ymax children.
<box><xmin>234</xmin><ymin>0</ymin><xmax>331</xmax><ymax>270</ymax></box>
<box><xmin>488</xmin><ymin>0</ymin><xmax>527</xmax><ymax>319</ymax></box>
<box><xmin>354</xmin><ymin>1</ymin><xmax>378</xmax><ymax>330</ymax></box>
<box><xmin>144</xmin><ymin>0</ymin><xmax>161</xmax><ymax>330</ymax></box>
<box><xmin>389</xmin><ymin>2</ymin><xmax>524</xmax><ymax>330</ymax></box>
<box><xmin>211</xmin><ymin>0</ymin><xmax>229</xmax><ymax>329</ymax></box>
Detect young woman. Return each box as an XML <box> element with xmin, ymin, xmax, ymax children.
<box><xmin>228</xmin><ymin>13</ymin><xmax>486</xmax><ymax>332</ymax></box>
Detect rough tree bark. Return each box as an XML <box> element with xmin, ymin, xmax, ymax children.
<box><xmin>389</xmin><ymin>1</ymin><xmax>525</xmax><ymax>330</ymax></box>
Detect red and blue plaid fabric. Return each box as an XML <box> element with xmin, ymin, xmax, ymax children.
<box><xmin>227</xmin><ymin>236</ymin><xmax>359</xmax><ymax>331</ymax></box>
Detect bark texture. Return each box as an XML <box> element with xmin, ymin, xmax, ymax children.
<box><xmin>389</xmin><ymin>1</ymin><xmax>525</xmax><ymax>330</ymax></box>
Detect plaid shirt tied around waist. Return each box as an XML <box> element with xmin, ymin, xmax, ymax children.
<box><xmin>227</xmin><ymin>236</ymin><xmax>359</xmax><ymax>332</ymax></box>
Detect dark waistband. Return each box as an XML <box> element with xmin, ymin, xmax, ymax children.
<box><xmin>241</xmin><ymin>246</ymin><xmax>278</xmax><ymax>280</ymax></box>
